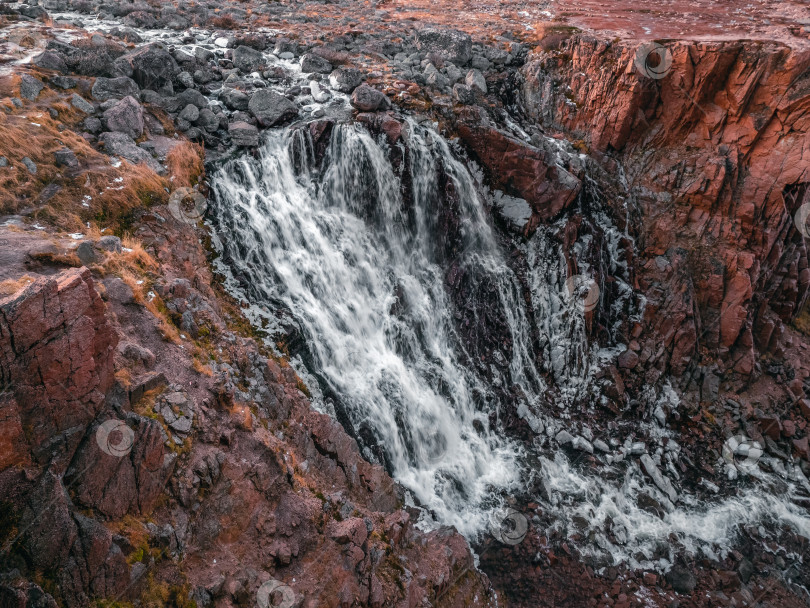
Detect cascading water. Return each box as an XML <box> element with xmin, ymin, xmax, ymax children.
<box><xmin>210</xmin><ymin>118</ymin><xmax>810</xmax><ymax>572</ymax></box>
<box><xmin>210</xmin><ymin>120</ymin><xmax>542</xmax><ymax>535</ymax></box>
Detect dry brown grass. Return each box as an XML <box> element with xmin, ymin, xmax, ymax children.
<box><xmin>166</xmin><ymin>141</ymin><xmax>204</xmax><ymax>189</ymax></box>
<box><xmin>0</xmin><ymin>274</ymin><xmax>37</xmax><ymax>297</ymax></box>
<box><xmin>209</xmin><ymin>14</ymin><xmax>239</xmax><ymax>29</ymax></box>
<box><xmin>795</xmin><ymin>300</ymin><xmax>810</xmax><ymax>336</ymax></box>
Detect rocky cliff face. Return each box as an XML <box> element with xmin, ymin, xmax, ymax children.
<box><xmin>520</xmin><ymin>35</ymin><xmax>810</xmax><ymax>381</ymax></box>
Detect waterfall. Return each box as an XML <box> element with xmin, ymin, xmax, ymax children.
<box><xmin>209</xmin><ymin>118</ymin><xmax>810</xmax><ymax>569</ymax></box>
<box><xmin>209</xmin><ymin>120</ymin><xmax>540</xmax><ymax>536</ymax></box>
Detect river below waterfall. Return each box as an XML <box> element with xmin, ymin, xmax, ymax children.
<box><xmin>209</xmin><ymin>118</ymin><xmax>810</xmax><ymax>574</ymax></box>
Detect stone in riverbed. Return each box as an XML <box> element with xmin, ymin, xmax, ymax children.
<box><xmin>179</xmin><ymin>103</ymin><xmax>200</xmax><ymax>123</ymax></box>
<box><xmin>300</xmin><ymin>53</ymin><xmax>332</xmax><ymax>74</ymax></box>
<box><xmin>329</xmin><ymin>67</ymin><xmax>363</xmax><ymax>93</ymax></box>
<box><xmin>221</xmin><ymin>88</ymin><xmax>249</xmax><ymax>111</ymax></box>
<box><xmin>228</xmin><ymin>121</ymin><xmax>259</xmax><ymax>147</ymax></box>
<box><xmin>350</xmin><ymin>84</ymin><xmax>388</xmax><ymax>112</ymax></box>
<box><xmin>248</xmin><ymin>90</ymin><xmax>298</xmax><ymax>127</ymax></box>
<box><xmin>233</xmin><ymin>45</ymin><xmax>264</xmax><ymax>73</ymax></box>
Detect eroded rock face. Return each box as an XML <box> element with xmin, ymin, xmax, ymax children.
<box><xmin>0</xmin><ymin>268</ymin><xmax>117</xmax><ymax>464</ymax></box>
<box><xmin>520</xmin><ymin>36</ymin><xmax>810</xmax><ymax>378</ymax></box>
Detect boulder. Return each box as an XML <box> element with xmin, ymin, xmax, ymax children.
<box><xmin>19</xmin><ymin>75</ymin><xmax>44</xmax><ymax>101</ymax></box>
<box><xmin>70</xmin><ymin>93</ymin><xmax>95</xmax><ymax>114</ymax></box>
<box><xmin>98</xmin><ymin>132</ymin><xmax>161</xmax><ymax>173</ymax></box>
<box><xmin>116</xmin><ymin>43</ymin><xmax>179</xmax><ymax>93</ymax></box>
<box><xmin>103</xmin><ymin>95</ymin><xmax>144</xmax><ymax>139</ymax></box>
<box><xmin>33</xmin><ymin>50</ymin><xmax>68</xmax><ymax>73</ymax></box>
<box><xmin>247</xmin><ymin>90</ymin><xmax>298</xmax><ymax>127</ymax></box>
<box><xmin>228</xmin><ymin>121</ymin><xmax>259</xmax><ymax>147</ymax></box>
<box><xmin>232</xmin><ymin>45</ymin><xmax>264</xmax><ymax>73</ymax></box>
<box><xmin>300</xmin><ymin>53</ymin><xmax>332</xmax><ymax>74</ymax></box>
<box><xmin>416</xmin><ymin>27</ymin><xmax>472</xmax><ymax>65</ymax></box>
<box><xmin>221</xmin><ymin>88</ymin><xmax>249</xmax><ymax>111</ymax></box>
<box><xmin>91</xmin><ymin>76</ymin><xmax>139</xmax><ymax>101</ymax></box>
<box><xmin>350</xmin><ymin>84</ymin><xmax>388</xmax><ymax>112</ymax></box>
<box><xmin>329</xmin><ymin>67</ymin><xmax>363</xmax><ymax>93</ymax></box>
<box><xmin>465</xmin><ymin>68</ymin><xmax>487</xmax><ymax>93</ymax></box>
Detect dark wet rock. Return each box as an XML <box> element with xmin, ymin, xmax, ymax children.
<box><xmin>102</xmin><ymin>95</ymin><xmax>144</xmax><ymax>139</ymax></box>
<box><xmin>19</xmin><ymin>75</ymin><xmax>44</xmax><ymax>101</ymax></box>
<box><xmin>416</xmin><ymin>27</ymin><xmax>472</xmax><ymax>65</ymax></box>
<box><xmin>228</xmin><ymin>121</ymin><xmax>259</xmax><ymax>147</ymax></box>
<box><xmin>248</xmin><ymin>90</ymin><xmax>298</xmax><ymax>127</ymax></box>
<box><xmin>197</xmin><ymin>108</ymin><xmax>220</xmax><ymax>133</ymax></box>
<box><xmin>350</xmin><ymin>84</ymin><xmax>388</xmax><ymax>111</ymax></box>
<box><xmin>300</xmin><ymin>53</ymin><xmax>333</xmax><ymax>74</ymax></box>
<box><xmin>232</xmin><ymin>45</ymin><xmax>264</xmax><ymax>73</ymax></box>
<box><xmin>91</xmin><ymin>76</ymin><xmax>139</xmax><ymax>101</ymax></box>
<box><xmin>83</xmin><ymin>116</ymin><xmax>103</xmax><ymax>134</ymax></box>
<box><xmin>108</xmin><ymin>26</ymin><xmax>143</xmax><ymax>43</ymax></box>
<box><xmin>329</xmin><ymin>67</ymin><xmax>363</xmax><ymax>93</ymax></box>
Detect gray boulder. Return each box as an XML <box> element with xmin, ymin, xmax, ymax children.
<box><xmin>177</xmin><ymin>88</ymin><xmax>208</xmax><ymax>109</ymax></box>
<box><xmin>103</xmin><ymin>95</ymin><xmax>144</xmax><ymax>139</ymax></box>
<box><xmin>416</xmin><ymin>28</ymin><xmax>472</xmax><ymax>65</ymax></box>
<box><xmin>19</xmin><ymin>75</ymin><xmax>44</xmax><ymax>101</ymax></box>
<box><xmin>179</xmin><ymin>104</ymin><xmax>199</xmax><ymax>123</ymax></box>
<box><xmin>116</xmin><ymin>43</ymin><xmax>179</xmax><ymax>93</ymax></box>
<box><xmin>233</xmin><ymin>45</ymin><xmax>264</xmax><ymax>73</ymax></box>
<box><xmin>71</xmin><ymin>93</ymin><xmax>95</xmax><ymax>114</ymax></box>
<box><xmin>98</xmin><ymin>132</ymin><xmax>161</xmax><ymax>173</ymax></box>
<box><xmin>329</xmin><ymin>67</ymin><xmax>363</xmax><ymax>93</ymax></box>
<box><xmin>33</xmin><ymin>51</ymin><xmax>68</xmax><ymax>73</ymax></box>
<box><xmin>350</xmin><ymin>84</ymin><xmax>388</xmax><ymax>112</ymax></box>
<box><xmin>54</xmin><ymin>148</ymin><xmax>79</xmax><ymax>168</ymax></box>
<box><xmin>465</xmin><ymin>68</ymin><xmax>487</xmax><ymax>93</ymax></box>
<box><xmin>92</xmin><ymin>76</ymin><xmax>139</xmax><ymax>101</ymax></box>
<box><xmin>247</xmin><ymin>90</ymin><xmax>298</xmax><ymax>127</ymax></box>
<box><xmin>300</xmin><ymin>53</ymin><xmax>332</xmax><ymax>74</ymax></box>
<box><xmin>220</xmin><ymin>88</ymin><xmax>249</xmax><ymax>111</ymax></box>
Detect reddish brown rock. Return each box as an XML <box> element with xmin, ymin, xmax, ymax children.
<box><xmin>0</xmin><ymin>268</ymin><xmax>117</xmax><ymax>463</ymax></box>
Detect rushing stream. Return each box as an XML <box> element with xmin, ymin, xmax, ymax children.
<box><xmin>210</xmin><ymin>119</ymin><xmax>810</xmax><ymax>572</ymax></box>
